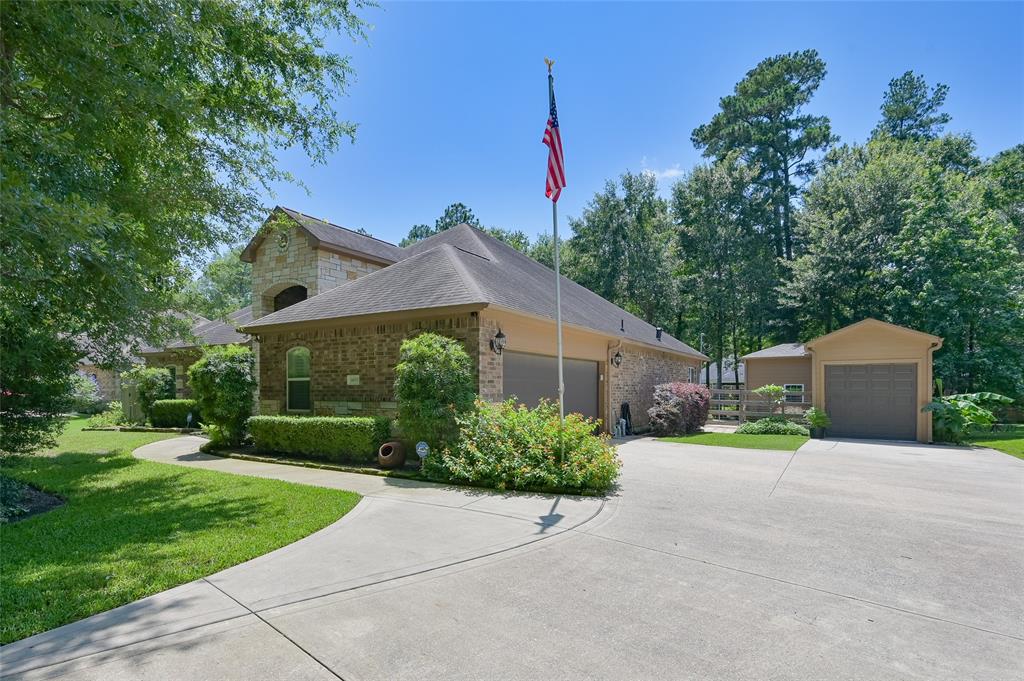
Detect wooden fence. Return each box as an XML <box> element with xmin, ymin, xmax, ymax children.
<box><xmin>708</xmin><ymin>387</ymin><xmax>812</xmax><ymax>424</ymax></box>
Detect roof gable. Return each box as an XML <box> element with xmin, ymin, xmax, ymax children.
<box><xmin>240</xmin><ymin>207</ymin><xmax>404</xmax><ymax>265</ymax></box>
<box><xmin>805</xmin><ymin>318</ymin><xmax>942</xmax><ymax>349</ymax></box>
<box><xmin>244</xmin><ymin>223</ymin><xmax>707</xmax><ymax>360</ymax></box>
<box><xmin>742</xmin><ymin>343</ymin><xmax>809</xmax><ymax>360</ymax></box>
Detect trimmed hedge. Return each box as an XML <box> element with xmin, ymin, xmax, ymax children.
<box><xmin>150</xmin><ymin>400</ymin><xmax>200</xmax><ymax>428</ymax></box>
<box><xmin>248</xmin><ymin>415</ymin><xmax>392</xmax><ymax>464</ymax></box>
<box><xmin>736</xmin><ymin>417</ymin><xmax>810</xmax><ymax>436</ymax></box>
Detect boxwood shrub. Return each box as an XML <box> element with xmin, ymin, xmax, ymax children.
<box><xmin>248</xmin><ymin>415</ymin><xmax>392</xmax><ymax>464</ymax></box>
<box><xmin>736</xmin><ymin>416</ymin><xmax>810</xmax><ymax>436</ymax></box>
<box><xmin>421</xmin><ymin>399</ymin><xmax>621</xmax><ymax>493</ymax></box>
<box><xmin>150</xmin><ymin>399</ymin><xmax>200</xmax><ymax>428</ymax></box>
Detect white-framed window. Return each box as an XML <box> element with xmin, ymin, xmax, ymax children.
<box><xmin>286</xmin><ymin>347</ymin><xmax>311</xmax><ymax>412</ymax></box>
<box><xmin>783</xmin><ymin>383</ymin><xmax>804</xmax><ymax>403</ymax></box>
<box><xmin>687</xmin><ymin>366</ymin><xmax>696</xmax><ymax>383</ymax></box>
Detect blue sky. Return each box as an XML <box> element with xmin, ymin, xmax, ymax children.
<box><xmin>261</xmin><ymin>1</ymin><xmax>1024</xmax><ymax>247</ymax></box>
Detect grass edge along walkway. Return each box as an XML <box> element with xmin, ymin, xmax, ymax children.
<box><xmin>659</xmin><ymin>432</ymin><xmax>808</xmax><ymax>452</ymax></box>
<box><xmin>1</xmin><ymin>419</ymin><xmax>360</xmax><ymax>644</ymax></box>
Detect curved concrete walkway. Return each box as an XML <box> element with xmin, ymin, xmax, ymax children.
<box><xmin>1</xmin><ymin>437</ymin><xmax>605</xmax><ymax>679</ymax></box>
<box><xmin>3</xmin><ymin>436</ymin><xmax>1021</xmax><ymax>680</ymax></box>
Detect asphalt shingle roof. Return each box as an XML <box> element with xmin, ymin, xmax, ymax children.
<box><xmin>140</xmin><ymin>306</ymin><xmax>252</xmax><ymax>353</ymax></box>
<box><xmin>244</xmin><ymin>225</ymin><xmax>706</xmax><ymax>359</ymax></box>
<box><xmin>742</xmin><ymin>343</ymin><xmax>809</xmax><ymax>359</ymax></box>
<box><xmin>279</xmin><ymin>208</ymin><xmax>405</xmax><ymax>263</ymax></box>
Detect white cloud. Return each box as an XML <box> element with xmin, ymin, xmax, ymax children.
<box><xmin>652</xmin><ymin>164</ymin><xmax>684</xmax><ymax>181</ymax></box>
<box><xmin>640</xmin><ymin>157</ymin><xmax>685</xmax><ymax>182</ymax></box>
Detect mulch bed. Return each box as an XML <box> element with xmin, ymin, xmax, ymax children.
<box><xmin>1</xmin><ymin>478</ymin><xmax>64</xmax><ymax>523</ymax></box>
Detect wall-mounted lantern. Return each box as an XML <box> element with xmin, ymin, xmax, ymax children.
<box><xmin>611</xmin><ymin>350</ymin><xmax>624</xmax><ymax>368</ymax></box>
<box><xmin>490</xmin><ymin>329</ymin><xmax>507</xmax><ymax>355</ymax></box>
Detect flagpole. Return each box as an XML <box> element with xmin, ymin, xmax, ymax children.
<box><xmin>553</xmin><ymin>197</ymin><xmax>565</xmax><ymax>457</ymax></box>
<box><xmin>544</xmin><ymin>57</ymin><xmax>565</xmax><ymax>461</ymax></box>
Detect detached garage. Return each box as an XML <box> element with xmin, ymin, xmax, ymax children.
<box><xmin>744</xmin><ymin>319</ymin><xmax>943</xmax><ymax>443</ymax></box>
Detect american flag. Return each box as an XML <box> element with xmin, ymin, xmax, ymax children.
<box><xmin>542</xmin><ymin>73</ymin><xmax>566</xmax><ymax>202</ymax></box>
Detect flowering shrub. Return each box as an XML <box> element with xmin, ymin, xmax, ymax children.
<box><xmin>421</xmin><ymin>399</ymin><xmax>620</xmax><ymax>493</ymax></box>
<box><xmin>647</xmin><ymin>382</ymin><xmax>710</xmax><ymax>436</ymax></box>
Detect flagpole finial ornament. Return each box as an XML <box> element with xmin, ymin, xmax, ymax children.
<box><xmin>544</xmin><ymin>57</ymin><xmax>554</xmax><ymax>73</ymax></box>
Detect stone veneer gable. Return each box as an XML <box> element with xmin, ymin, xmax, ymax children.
<box><xmin>250</xmin><ymin>221</ymin><xmax>384</xmax><ymax>319</ymax></box>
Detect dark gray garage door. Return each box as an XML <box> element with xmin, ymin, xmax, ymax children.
<box><xmin>502</xmin><ymin>351</ymin><xmax>599</xmax><ymax>421</ymax></box>
<box><xmin>825</xmin><ymin>364</ymin><xmax>917</xmax><ymax>440</ymax></box>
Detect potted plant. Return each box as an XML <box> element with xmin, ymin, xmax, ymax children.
<box><xmin>805</xmin><ymin>407</ymin><xmax>831</xmax><ymax>439</ymax></box>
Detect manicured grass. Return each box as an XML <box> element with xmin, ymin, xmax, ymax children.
<box><xmin>969</xmin><ymin>427</ymin><xmax>1024</xmax><ymax>460</ymax></box>
<box><xmin>0</xmin><ymin>418</ymin><xmax>360</xmax><ymax>644</ymax></box>
<box><xmin>659</xmin><ymin>432</ymin><xmax>808</xmax><ymax>452</ymax></box>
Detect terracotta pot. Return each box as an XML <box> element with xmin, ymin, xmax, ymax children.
<box><xmin>378</xmin><ymin>441</ymin><xmax>406</xmax><ymax>469</ymax></box>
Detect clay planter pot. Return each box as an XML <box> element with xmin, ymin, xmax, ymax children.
<box><xmin>378</xmin><ymin>441</ymin><xmax>406</xmax><ymax>469</ymax></box>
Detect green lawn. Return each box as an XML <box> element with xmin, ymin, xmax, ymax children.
<box><xmin>969</xmin><ymin>427</ymin><xmax>1024</xmax><ymax>460</ymax></box>
<box><xmin>659</xmin><ymin>432</ymin><xmax>809</xmax><ymax>452</ymax></box>
<box><xmin>0</xmin><ymin>418</ymin><xmax>360</xmax><ymax>644</ymax></box>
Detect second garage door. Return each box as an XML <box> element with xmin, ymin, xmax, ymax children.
<box><xmin>502</xmin><ymin>351</ymin><xmax>599</xmax><ymax>421</ymax></box>
<box><xmin>825</xmin><ymin>364</ymin><xmax>917</xmax><ymax>440</ymax></box>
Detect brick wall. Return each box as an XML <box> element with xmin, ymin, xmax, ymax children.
<box><xmin>607</xmin><ymin>344</ymin><xmax>701</xmax><ymax>430</ymax></box>
<box><xmin>256</xmin><ymin>313</ymin><xmax>484</xmax><ymax>417</ymax></box>
<box><xmin>477</xmin><ymin>314</ymin><xmax>503</xmax><ymax>402</ymax></box>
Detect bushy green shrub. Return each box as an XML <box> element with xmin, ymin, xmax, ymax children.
<box><xmin>736</xmin><ymin>417</ymin><xmax>809</xmax><ymax>436</ymax></box>
<box><xmin>394</xmin><ymin>332</ymin><xmax>476</xmax><ymax>448</ymax></box>
<box><xmin>150</xmin><ymin>399</ymin><xmax>200</xmax><ymax>428</ymax></box>
<box><xmin>187</xmin><ymin>345</ymin><xmax>255</xmax><ymax>445</ymax></box>
<box><xmin>804</xmin><ymin>407</ymin><xmax>831</xmax><ymax>430</ymax></box>
<box><xmin>248</xmin><ymin>415</ymin><xmax>391</xmax><ymax>463</ymax></box>
<box><xmin>70</xmin><ymin>372</ymin><xmax>107</xmax><ymax>414</ymax></box>
<box><xmin>121</xmin><ymin>366</ymin><xmax>174</xmax><ymax>421</ymax></box>
<box><xmin>86</xmin><ymin>403</ymin><xmax>128</xmax><ymax>427</ymax></box>
<box><xmin>421</xmin><ymin>399</ymin><xmax>621</xmax><ymax>493</ymax></box>
<box><xmin>647</xmin><ymin>382</ymin><xmax>711</xmax><ymax>435</ymax></box>
<box><xmin>922</xmin><ymin>381</ymin><xmax>1013</xmax><ymax>443</ymax></box>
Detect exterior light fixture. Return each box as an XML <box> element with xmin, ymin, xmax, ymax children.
<box><xmin>611</xmin><ymin>351</ymin><xmax>623</xmax><ymax>367</ymax></box>
<box><xmin>491</xmin><ymin>329</ymin><xmax>507</xmax><ymax>355</ymax></box>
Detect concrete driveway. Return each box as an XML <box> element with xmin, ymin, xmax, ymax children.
<box><xmin>2</xmin><ymin>437</ymin><xmax>1021</xmax><ymax>680</ymax></box>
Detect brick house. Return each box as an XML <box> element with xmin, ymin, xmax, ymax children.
<box><xmin>237</xmin><ymin>207</ymin><xmax>708</xmax><ymax>431</ymax></box>
<box><xmin>139</xmin><ymin>308</ymin><xmax>253</xmax><ymax>397</ymax></box>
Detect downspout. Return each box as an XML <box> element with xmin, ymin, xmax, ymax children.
<box><xmin>925</xmin><ymin>339</ymin><xmax>943</xmax><ymax>443</ymax></box>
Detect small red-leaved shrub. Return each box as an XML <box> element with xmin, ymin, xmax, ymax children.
<box><xmin>647</xmin><ymin>382</ymin><xmax>710</xmax><ymax>436</ymax></box>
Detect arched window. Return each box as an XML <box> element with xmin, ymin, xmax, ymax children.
<box><xmin>286</xmin><ymin>347</ymin><xmax>311</xmax><ymax>412</ymax></box>
<box><xmin>274</xmin><ymin>285</ymin><xmax>307</xmax><ymax>312</ymax></box>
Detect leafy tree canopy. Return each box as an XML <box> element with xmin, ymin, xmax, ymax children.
<box><xmin>568</xmin><ymin>171</ymin><xmax>675</xmax><ymax>324</ymax></box>
<box><xmin>181</xmin><ymin>246</ymin><xmax>253</xmax><ymax>320</ymax></box>
<box><xmin>873</xmin><ymin>71</ymin><xmax>951</xmax><ymax>141</ymax></box>
<box><xmin>400</xmin><ymin>202</ymin><xmax>531</xmax><ymax>253</ymax></box>
<box><xmin>0</xmin><ymin>0</ymin><xmax>367</xmax><ymax>451</ymax></box>
<box><xmin>691</xmin><ymin>49</ymin><xmax>834</xmax><ymax>259</ymax></box>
